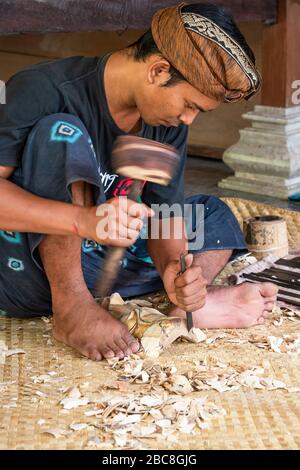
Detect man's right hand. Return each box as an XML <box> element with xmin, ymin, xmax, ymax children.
<box><xmin>77</xmin><ymin>196</ymin><xmax>154</xmax><ymax>247</ymax></box>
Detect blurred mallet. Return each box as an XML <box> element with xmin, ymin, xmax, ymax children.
<box><xmin>96</xmin><ymin>135</ymin><xmax>180</xmax><ymax>298</ymax></box>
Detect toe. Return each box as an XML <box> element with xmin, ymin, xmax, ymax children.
<box><xmin>259</xmin><ymin>282</ymin><xmax>279</xmax><ymax>298</ymax></box>
<box><xmin>265</xmin><ymin>295</ymin><xmax>277</xmax><ymax>303</ymax></box>
<box><xmin>115</xmin><ymin>337</ymin><xmax>132</xmax><ymax>357</ymax></box>
<box><xmin>123</xmin><ymin>331</ymin><xmax>140</xmax><ymax>353</ymax></box>
<box><xmin>80</xmin><ymin>346</ymin><xmax>102</xmax><ymax>361</ymax></box>
<box><xmin>89</xmin><ymin>350</ymin><xmax>102</xmax><ymax>361</ymax></box>
<box><xmin>106</xmin><ymin>340</ymin><xmax>125</xmax><ymax>359</ymax></box>
<box><xmin>257</xmin><ymin>317</ymin><xmax>265</xmax><ymax>325</ymax></box>
<box><xmin>262</xmin><ymin>310</ymin><xmax>272</xmax><ymax>319</ymax></box>
<box><xmin>101</xmin><ymin>347</ymin><xmax>116</xmax><ymax>359</ymax></box>
<box><xmin>128</xmin><ymin>340</ymin><xmax>140</xmax><ymax>353</ymax></box>
<box><xmin>264</xmin><ymin>301</ymin><xmax>275</xmax><ymax>312</ymax></box>
<box><xmin>114</xmin><ymin>347</ymin><xmax>125</xmax><ymax>359</ymax></box>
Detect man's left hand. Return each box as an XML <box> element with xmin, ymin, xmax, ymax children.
<box><xmin>162</xmin><ymin>254</ymin><xmax>207</xmax><ymax>311</ymax></box>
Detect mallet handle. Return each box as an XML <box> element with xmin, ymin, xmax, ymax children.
<box><xmin>95</xmin><ymin>179</ymin><xmax>145</xmax><ymax>298</ymax></box>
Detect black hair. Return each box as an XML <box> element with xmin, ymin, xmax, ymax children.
<box><xmin>129</xmin><ymin>29</ymin><xmax>186</xmax><ymax>87</ymax></box>
<box><xmin>129</xmin><ymin>2</ymin><xmax>255</xmax><ymax>86</ymax></box>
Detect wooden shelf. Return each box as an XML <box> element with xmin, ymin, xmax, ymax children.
<box><xmin>0</xmin><ymin>1</ymin><xmax>277</xmax><ymax>35</ymax></box>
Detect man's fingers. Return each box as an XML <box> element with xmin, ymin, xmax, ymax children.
<box><xmin>125</xmin><ymin>215</ymin><xmax>144</xmax><ymax>232</ymax></box>
<box><xmin>175</xmin><ymin>271</ymin><xmax>207</xmax><ymax>290</ymax></box>
<box><xmin>117</xmin><ymin>224</ymin><xmax>140</xmax><ymax>242</ymax></box>
<box><xmin>177</xmin><ymin>298</ymin><xmax>206</xmax><ymax>312</ymax></box>
<box><xmin>183</xmin><ymin>253</ymin><xmax>194</xmax><ymax>269</ymax></box>
<box><xmin>176</xmin><ymin>291</ymin><xmax>206</xmax><ymax>306</ymax></box>
<box><xmin>176</xmin><ymin>284</ymin><xmax>204</xmax><ymax>299</ymax></box>
<box><xmin>127</xmin><ymin>201</ymin><xmax>154</xmax><ymax>218</ymax></box>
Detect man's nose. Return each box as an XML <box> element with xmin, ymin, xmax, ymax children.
<box><xmin>179</xmin><ymin>109</ymin><xmax>199</xmax><ymax>125</ymax></box>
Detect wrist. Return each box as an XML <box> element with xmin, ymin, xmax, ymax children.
<box><xmin>73</xmin><ymin>205</ymin><xmax>90</xmax><ymax>239</ymax></box>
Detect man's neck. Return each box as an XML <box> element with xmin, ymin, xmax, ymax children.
<box><xmin>104</xmin><ymin>51</ymin><xmax>142</xmax><ymax>134</ymax></box>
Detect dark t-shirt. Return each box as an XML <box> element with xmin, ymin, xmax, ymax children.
<box><xmin>0</xmin><ymin>54</ymin><xmax>188</xmax><ymax>208</ymax></box>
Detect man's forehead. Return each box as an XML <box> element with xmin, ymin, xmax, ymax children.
<box><xmin>184</xmin><ymin>86</ymin><xmax>220</xmax><ymax>110</ymax></box>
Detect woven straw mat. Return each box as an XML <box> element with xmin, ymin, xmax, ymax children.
<box><xmin>0</xmin><ymin>197</ymin><xmax>299</xmax><ymax>449</ymax></box>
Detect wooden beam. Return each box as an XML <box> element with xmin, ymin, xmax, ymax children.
<box><xmin>262</xmin><ymin>0</ymin><xmax>300</xmax><ymax>107</ymax></box>
<box><xmin>0</xmin><ymin>1</ymin><xmax>278</xmax><ymax>35</ymax></box>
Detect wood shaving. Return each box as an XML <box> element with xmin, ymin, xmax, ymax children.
<box><xmin>0</xmin><ymin>340</ymin><xmax>25</xmax><ymax>363</ymax></box>
<box><xmin>35</xmin><ymin>390</ymin><xmax>48</xmax><ymax>398</ymax></box>
<box><xmin>60</xmin><ymin>397</ymin><xmax>89</xmax><ymax>410</ymax></box>
<box><xmin>109</xmin><ymin>293</ymin><xmax>125</xmax><ymax>306</ymax></box>
<box><xmin>273</xmin><ymin>317</ymin><xmax>284</xmax><ymax>327</ymax></box>
<box><xmin>86</xmin><ymin>436</ymin><xmax>102</xmax><ymax>448</ymax></box>
<box><xmin>37</xmin><ymin>419</ymin><xmax>46</xmax><ymax>426</ymax></box>
<box><xmin>60</xmin><ymin>387</ymin><xmax>89</xmax><ymax>409</ymax></box>
<box><xmin>268</xmin><ymin>335</ymin><xmax>300</xmax><ymax>354</ymax></box>
<box><xmin>43</xmin><ymin>428</ymin><xmax>66</xmax><ymax>438</ymax></box>
<box><xmin>31</xmin><ymin>374</ymin><xmax>52</xmax><ymax>384</ymax></box>
<box><xmin>70</xmin><ymin>423</ymin><xmax>89</xmax><ymax>432</ymax></box>
<box><xmin>167</xmin><ymin>375</ymin><xmax>193</xmax><ymax>395</ymax></box>
<box><xmin>205</xmin><ymin>332</ymin><xmax>227</xmax><ymax>345</ymax></box>
<box><xmin>5</xmin><ymin>348</ymin><xmax>26</xmax><ymax>357</ymax></box>
<box><xmin>0</xmin><ymin>381</ymin><xmax>15</xmax><ymax>392</ymax></box>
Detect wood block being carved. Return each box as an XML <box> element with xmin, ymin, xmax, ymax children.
<box><xmin>107</xmin><ymin>293</ymin><xmax>206</xmax><ymax>358</ymax></box>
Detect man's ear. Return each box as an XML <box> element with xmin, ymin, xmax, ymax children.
<box><xmin>148</xmin><ymin>59</ymin><xmax>171</xmax><ymax>86</ymax></box>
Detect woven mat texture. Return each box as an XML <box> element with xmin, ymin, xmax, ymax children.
<box><xmin>0</xmin><ymin>198</ymin><xmax>299</xmax><ymax>449</ymax></box>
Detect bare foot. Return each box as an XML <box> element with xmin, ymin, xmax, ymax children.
<box><xmin>168</xmin><ymin>282</ymin><xmax>278</xmax><ymax>329</ymax></box>
<box><xmin>52</xmin><ymin>297</ymin><xmax>140</xmax><ymax>361</ymax></box>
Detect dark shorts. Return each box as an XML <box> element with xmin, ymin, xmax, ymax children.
<box><xmin>0</xmin><ymin>114</ymin><xmax>247</xmax><ymax>317</ymax></box>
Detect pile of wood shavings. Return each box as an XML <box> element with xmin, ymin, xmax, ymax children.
<box><xmin>105</xmin><ymin>355</ymin><xmax>300</xmax><ymax>395</ymax></box>
<box><xmin>38</xmin><ymin>381</ymin><xmax>226</xmax><ymax>448</ymax></box>
<box><xmin>1</xmin><ymin>276</ymin><xmax>299</xmax><ymax>450</ymax></box>
<box><xmin>36</xmin><ymin>353</ymin><xmax>299</xmax><ymax>449</ymax></box>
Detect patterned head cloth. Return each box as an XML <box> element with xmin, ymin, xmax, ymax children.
<box><xmin>151</xmin><ymin>2</ymin><xmax>261</xmax><ymax>102</ymax></box>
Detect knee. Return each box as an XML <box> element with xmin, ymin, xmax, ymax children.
<box><xmin>205</xmin><ymin>196</ymin><xmax>231</xmax><ymax>214</ymax></box>
<box><xmin>186</xmin><ymin>194</ymin><xmax>230</xmax><ymax>215</ymax></box>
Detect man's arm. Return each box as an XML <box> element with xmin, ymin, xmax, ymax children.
<box><xmin>147</xmin><ymin>216</ymin><xmax>207</xmax><ymax>312</ymax></box>
<box><xmin>0</xmin><ymin>166</ymin><xmax>86</xmax><ymax>236</ymax></box>
<box><xmin>0</xmin><ymin>70</ymin><xmax>89</xmax><ymax>236</ymax></box>
<box><xmin>147</xmin><ymin>216</ymin><xmax>187</xmax><ymax>276</ymax></box>
<box><xmin>0</xmin><ymin>166</ymin><xmax>153</xmax><ymax>246</ymax></box>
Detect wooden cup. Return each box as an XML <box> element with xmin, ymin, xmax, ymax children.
<box><xmin>243</xmin><ymin>215</ymin><xmax>289</xmax><ymax>260</ymax></box>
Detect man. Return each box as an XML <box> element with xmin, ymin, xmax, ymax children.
<box><xmin>0</xmin><ymin>3</ymin><xmax>277</xmax><ymax>361</ymax></box>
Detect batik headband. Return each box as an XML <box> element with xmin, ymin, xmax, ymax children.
<box><xmin>151</xmin><ymin>3</ymin><xmax>261</xmax><ymax>102</ymax></box>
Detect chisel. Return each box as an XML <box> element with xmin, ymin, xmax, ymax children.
<box><xmin>180</xmin><ymin>254</ymin><xmax>194</xmax><ymax>332</ymax></box>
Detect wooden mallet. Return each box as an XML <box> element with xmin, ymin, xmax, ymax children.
<box><xmin>96</xmin><ymin>135</ymin><xmax>180</xmax><ymax>298</ymax></box>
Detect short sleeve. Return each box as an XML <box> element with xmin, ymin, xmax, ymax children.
<box><xmin>0</xmin><ymin>70</ymin><xmax>61</xmax><ymax>167</ymax></box>
<box><xmin>142</xmin><ymin>124</ymin><xmax>188</xmax><ymax>214</ymax></box>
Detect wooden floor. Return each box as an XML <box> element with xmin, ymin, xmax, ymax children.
<box><xmin>185</xmin><ymin>156</ymin><xmax>300</xmax><ymax>212</ymax></box>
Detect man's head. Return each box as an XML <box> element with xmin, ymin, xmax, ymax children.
<box><xmin>127</xmin><ymin>2</ymin><xmax>260</xmax><ymax>127</ymax></box>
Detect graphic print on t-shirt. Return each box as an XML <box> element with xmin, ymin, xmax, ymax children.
<box><xmin>7</xmin><ymin>258</ymin><xmax>24</xmax><ymax>271</ymax></box>
<box><xmin>50</xmin><ymin>121</ymin><xmax>83</xmax><ymax>144</ymax></box>
<box><xmin>99</xmin><ymin>171</ymin><xmax>119</xmax><ymax>193</ymax></box>
<box><xmin>0</xmin><ymin>231</ymin><xmax>22</xmax><ymax>245</ymax></box>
